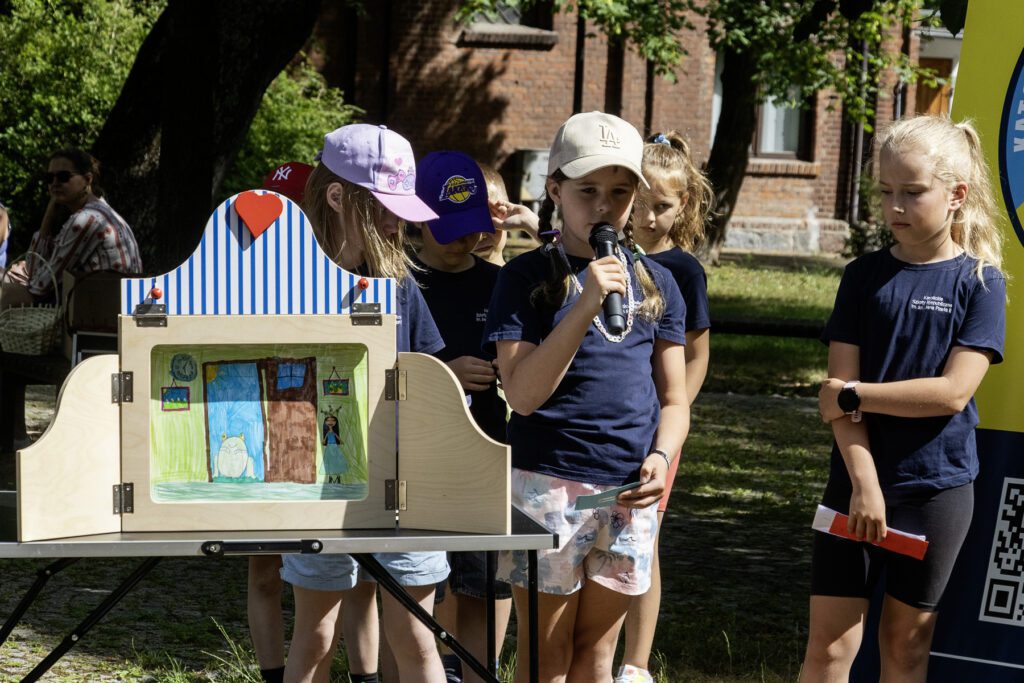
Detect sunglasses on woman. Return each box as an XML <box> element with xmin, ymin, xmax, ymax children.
<box><xmin>44</xmin><ymin>170</ymin><xmax>81</xmax><ymax>185</ymax></box>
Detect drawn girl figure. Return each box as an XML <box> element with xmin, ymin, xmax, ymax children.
<box><xmin>319</xmin><ymin>414</ymin><xmax>346</xmax><ymax>483</ymax></box>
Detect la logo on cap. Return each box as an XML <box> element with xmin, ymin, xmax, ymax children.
<box><xmin>599</xmin><ymin>124</ymin><xmax>622</xmax><ymax>149</ymax></box>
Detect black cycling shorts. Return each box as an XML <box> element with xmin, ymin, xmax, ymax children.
<box><xmin>810</xmin><ymin>477</ymin><xmax>973</xmax><ymax>611</ymax></box>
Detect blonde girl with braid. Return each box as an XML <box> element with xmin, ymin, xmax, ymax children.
<box><xmin>281</xmin><ymin>125</ymin><xmax>449</xmax><ymax>683</ymax></box>
<box><xmin>484</xmin><ymin>112</ymin><xmax>690</xmax><ymax>682</ymax></box>
<box><xmin>617</xmin><ymin>130</ymin><xmax>714</xmax><ymax>683</ymax></box>
<box><xmin>803</xmin><ymin>115</ymin><xmax>1006</xmax><ymax>682</ymax></box>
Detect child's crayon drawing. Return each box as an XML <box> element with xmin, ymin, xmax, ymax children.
<box><xmin>149</xmin><ymin>343</ymin><xmax>370</xmax><ymax>502</ymax></box>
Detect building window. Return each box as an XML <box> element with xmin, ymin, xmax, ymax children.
<box><xmin>459</xmin><ymin>1</ymin><xmax>558</xmax><ymax>48</ymax></box>
<box><xmin>711</xmin><ymin>52</ymin><xmax>814</xmax><ymax>160</ymax></box>
<box><xmin>276</xmin><ymin>363</ymin><xmax>306</xmax><ymax>391</ymax></box>
<box><xmin>753</xmin><ymin>91</ymin><xmax>814</xmax><ymax>159</ymax></box>
<box><xmin>475</xmin><ymin>0</ymin><xmax>553</xmax><ymax>30</ymax></box>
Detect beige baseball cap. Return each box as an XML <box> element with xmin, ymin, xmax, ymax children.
<box><xmin>547</xmin><ymin>111</ymin><xmax>649</xmax><ymax>188</ymax></box>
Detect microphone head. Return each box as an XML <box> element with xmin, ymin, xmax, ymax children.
<box><xmin>588</xmin><ymin>223</ymin><xmax>618</xmax><ymax>249</ymax></box>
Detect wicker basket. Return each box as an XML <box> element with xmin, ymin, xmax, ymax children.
<box><xmin>0</xmin><ymin>252</ymin><xmax>62</xmax><ymax>355</ymax></box>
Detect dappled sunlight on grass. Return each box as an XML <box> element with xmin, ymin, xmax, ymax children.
<box><xmin>648</xmin><ymin>391</ymin><xmax>831</xmax><ymax>681</ymax></box>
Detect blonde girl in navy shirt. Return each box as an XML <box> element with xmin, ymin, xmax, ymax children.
<box><xmin>801</xmin><ymin>115</ymin><xmax>1006</xmax><ymax>682</ymax></box>
<box><xmin>485</xmin><ymin>112</ymin><xmax>690</xmax><ymax>682</ymax></box>
<box><xmin>280</xmin><ymin>124</ymin><xmax>448</xmax><ymax>683</ymax></box>
<box><xmin>617</xmin><ymin>130</ymin><xmax>714</xmax><ymax>683</ymax></box>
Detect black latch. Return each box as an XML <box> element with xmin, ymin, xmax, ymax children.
<box><xmin>384</xmin><ymin>479</ymin><xmax>407</xmax><ymax>511</ymax></box>
<box><xmin>133</xmin><ymin>303</ymin><xmax>167</xmax><ymax>327</ymax></box>
<box><xmin>350</xmin><ymin>302</ymin><xmax>382</xmax><ymax>326</ymax></box>
<box><xmin>111</xmin><ymin>372</ymin><xmax>134</xmax><ymax>403</ymax></box>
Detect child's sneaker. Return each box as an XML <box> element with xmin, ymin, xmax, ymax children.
<box><xmin>614</xmin><ymin>664</ymin><xmax>654</xmax><ymax>683</ymax></box>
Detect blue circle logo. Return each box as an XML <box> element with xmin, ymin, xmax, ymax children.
<box><xmin>999</xmin><ymin>46</ymin><xmax>1024</xmax><ymax>247</ymax></box>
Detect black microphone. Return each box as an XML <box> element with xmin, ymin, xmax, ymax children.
<box><xmin>588</xmin><ymin>223</ymin><xmax>626</xmax><ymax>335</ymax></box>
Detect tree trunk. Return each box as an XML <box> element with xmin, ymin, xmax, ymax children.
<box><xmin>704</xmin><ymin>47</ymin><xmax>759</xmax><ymax>263</ymax></box>
<box><xmin>93</xmin><ymin>0</ymin><xmax>321</xmax><ymax>274</ymax></box>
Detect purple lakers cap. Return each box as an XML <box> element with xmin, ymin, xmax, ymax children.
<box><xmin>317</xmin><ymin>124</ymin><xmax>438</xmax><ymax>222</ymax></box>
<box><xmin>416</xmin><ymin>151</ymin><xmax>494</xmax><ymax>244</ymax></box>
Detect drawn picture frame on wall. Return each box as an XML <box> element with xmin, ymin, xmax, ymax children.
<box><xmin>161</xmin><ymin>386</ymin><xmax>190</xmax><ymax>412</ymax></box>
<box><xmin>323</xmin><ymin>366</ymin><xmax>349</xmax><ymax>396</ymax></box>
<box><xmin>323</xmin><ymin>378</ymin><xmax>349</xmax><ymax>396</ymax></box>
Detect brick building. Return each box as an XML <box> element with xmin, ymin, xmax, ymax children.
<box><xmin>314</xmin><ymin>2</ymin><xmax>960</xmax><ymax>254</ymax></box>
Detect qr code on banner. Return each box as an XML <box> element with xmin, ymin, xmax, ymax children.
<box><xmin>980</xmin><ymin>478</ymin><xmax>1024</xmax><ymax>626</ymax></box>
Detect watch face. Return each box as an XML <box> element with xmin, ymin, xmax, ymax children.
<box><xmin>838</xmin><ymin>387</ymin><xmax>859</xmax><ymax>413</ymax></box>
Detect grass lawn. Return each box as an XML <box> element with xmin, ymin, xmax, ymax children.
<box><xmin>0</xmin><ymin>253</ymin><xmax>844</xmax><ymax>682</ymax></box>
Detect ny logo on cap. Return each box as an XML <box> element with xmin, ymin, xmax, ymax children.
<box><xmin>599</xmin><ymin>124</ymin><xmax>622</xmax><ymax>149</ymax></box>
<box><xmin>273</xmin><ymin>166</ymin><xmax>293</xmax><ymax>181</ymax></box>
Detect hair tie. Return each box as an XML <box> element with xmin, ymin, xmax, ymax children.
<box><xmin>653</xmin><ymin>133</ymin><xmax>671</xmax><ymax>146</ymax></box>
<box><xmin>539</xmin><ymin>228</ymin><xmax>561</xmax><ymax>244</ymax></box>
<box><xmin>632</xmin><ymin>243</ymin><xmax>646</xmax><ymax>257</ymax></box>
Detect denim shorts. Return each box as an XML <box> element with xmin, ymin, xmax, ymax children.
<box><xmin>446</xmin><ymin>551</ymin><xmax>513</xmax><ymax>600</ymax></box>
<box><xmin>282</xmin><ymin>551</ymin><xmax>449</xmax><ymax>592</ymax></box>
<box><xmin>498</xmin><ymin>468</ymin><xmax>658</xmax><ymax>596</ymax></box>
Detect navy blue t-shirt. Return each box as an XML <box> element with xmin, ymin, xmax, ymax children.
<box><xmin>484</xmin><ymin>248</ymin><xmax>687</xmax><ymax>485</ymax></box>
<box><xmin>412</xmin><ymin>256</ymin><xmax>507</xmax><ymax>443</ymax></box>
<box><xmin>357</xmin><ymin>265</ymin><xmax>444</xmax><ymax>355</ymax></box>
<box><xmin>822</xmin><ymin>249</ymin><xmax>1006</xmax><ymax>492</ymax></box>
<box><xmin>647</xmin><ymin>247</ymin><xmax>711</xmax><ymax>332</ymax></box>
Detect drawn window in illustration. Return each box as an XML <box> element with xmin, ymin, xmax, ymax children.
<box><xmin>277</xmin><ymin>362</ymin><xmax>307</xmax><ymax>391</ymax></box>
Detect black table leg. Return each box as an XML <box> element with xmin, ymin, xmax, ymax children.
<box><xmin>351</xmin><ymin>553</ymin><xmax>498</xmax><ymax>683</ymax></box>
<box><xmin>528</xmin><ymin>549</ymin><xmax>538</xmax><ymax>683</ymax></box>
<box><xmin>486</xmin><ymin>550</ymin><xmax>496</xmax><ymax>676</ymax></box>
<box><xmin>20</xmin><ymin>557</ymin><xmax>160</xmax><ymax>683</ymax></box>
<box><xmin>0</xmin><ymin>558</ymin><xmax>79</xmax><ymax>648</ymax></box>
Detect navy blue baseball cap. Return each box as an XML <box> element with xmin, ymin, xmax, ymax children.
<box><xmin>415</xmin><ymin>151</ymin><xmax>494</xmax><ymax>244</ymax></box>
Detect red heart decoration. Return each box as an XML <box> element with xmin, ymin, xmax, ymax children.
<box><xmin>235</xmin><ymin>191</ymin><xmax>283</xmax><ymax>239</ymax></box>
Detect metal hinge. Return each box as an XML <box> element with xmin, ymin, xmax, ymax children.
<box><xmin>350</xmin><ymin>302</ymin><xmax>382</xmax><ymax>326</ymax></box>
<box><xmin>384</xmin><ymin>479</ymin><xmax>407</xmax><ymax>511</ymax></box>
<box><xmin>111</xmin><ymin>372</ymin><xmax>134</xmax><ymax>403</ymax></box>
<box><xmin>384</xmin><ymin>369</ymin><xmax>407</xmax><ymax>401</ymax></box>
<box><xmin>132</xmin><ymin>302</ymin><xmax>167</xmax><ymax>327</ymax></box>
<box><xmin>113</xmin><ymin>483</ymin><xmax>134</xmax><ymax>514</ymax></box>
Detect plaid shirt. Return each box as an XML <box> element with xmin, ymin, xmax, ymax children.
<box><xmin>28</xmin><ymin>197</ymin><xmax>142</xmax><ymax>297</ymax></box>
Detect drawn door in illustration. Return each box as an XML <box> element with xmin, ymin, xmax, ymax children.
<box><xmin>204</xmin><ymin>361</ymin><xmax>266</xmax><ymax>483</ymax></box>
<box><xmin>260</xmin><ymin>357</ymin><xmax>318</xmax><ymax>483</ymax></box>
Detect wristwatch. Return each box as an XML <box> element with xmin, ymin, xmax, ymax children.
<box><xmin>837</xmin><ymin>381</ymin><xmax>863</xmax><ymax>423</ymax></box>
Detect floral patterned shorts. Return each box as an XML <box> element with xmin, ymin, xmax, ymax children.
<box><xmin>498</xmin><ymin>468</ymin><xmax>657</xmax><ymax>596</ymax></box>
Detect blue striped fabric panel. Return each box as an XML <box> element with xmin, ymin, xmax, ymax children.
<box><xmin>120</xmin><ymin>192</ymin><xmax>397</xmax><ymax>316</ymax></box>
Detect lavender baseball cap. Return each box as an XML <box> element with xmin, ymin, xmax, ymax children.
<box><xmin>416</xmin><ymin>151</ymin><xmax>494</xmax><ymax>244</ymax></box>
<box><xmin>317</xmin><ymin>124</ymin><xmax>438</xmax><ymax>222</ymax></box>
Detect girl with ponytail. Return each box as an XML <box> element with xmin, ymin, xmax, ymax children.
<box><xmin>617</xmin><ymin>130</ymin><xmax>713</xmax><ymax>683</ymax></box>
<box><xmin>802</xmin><ymin>115</ymin><xmax>1007</xmax><ymax>681</ymax></box>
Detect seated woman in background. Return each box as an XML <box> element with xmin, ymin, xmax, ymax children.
<box><xmin>1</xmin><ymin>147</ymin><xmax>142</xmax><ymax>308</ymax></box>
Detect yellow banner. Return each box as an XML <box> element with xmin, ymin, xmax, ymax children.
<box><xmin>952</xmin><ymin>1</ymin><xmax>1024</xmax><ymax>431</ymax></box>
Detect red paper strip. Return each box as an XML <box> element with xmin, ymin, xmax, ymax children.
<box><xmin>827</xmin><ymin>511</ymin><xmax>929</xmax><ymax>560</ymax></box>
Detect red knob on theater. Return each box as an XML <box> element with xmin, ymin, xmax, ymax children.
<box><xmin>150</xmin><ymin>287</ymin><xmax>163</xmax><ymax>300</ymax></box>
<box><xmin>358</xmin><ymin>278</ymin><xmax>369</xmax><ymax>290</ymax></box>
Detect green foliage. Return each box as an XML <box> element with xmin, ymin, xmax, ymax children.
<box><xmin>220</xmin><ymin>57</ymin><xmax>363</xmax><ymax>199</ymax></box>
<box><xmin>845</xmin><ymin>171</ymin><xmax>895</xmax><ymax>256</ymax></box>
<box><xmin>0</xmin><ymin>0</ymin><xmax>163</xmax><ymax>232</ymax></box>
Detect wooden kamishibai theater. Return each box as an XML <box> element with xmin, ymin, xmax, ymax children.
<box><xmin>13</xmin><ymin>190</ymin><xmax>511</xmax><ymax>541</ymax></box>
